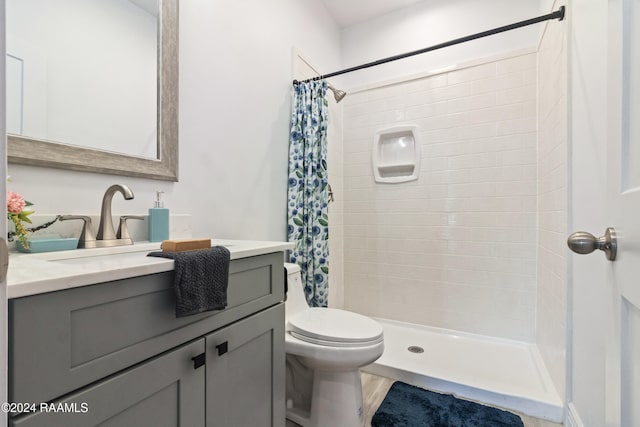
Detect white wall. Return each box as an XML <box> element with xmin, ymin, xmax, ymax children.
<box><xmin>340</xmin><ymin>0</ymin><xmax>544</xmax><ymax>89</ymax></box>
<box><xmin>341</xmin><ymin>52</ymin><xmax>539</xmax><ymax>340</ymax></box>
<box><xmin>539</xmin><ymin>0</ymin><xmax>556</xmax><ymax>14</ymax></box>
<box><xmin>327</xmin><ymin>97</ymin><xmax>345</xmax><ymax>309</ymax></box>
<box><xmin>568</xmin><ymin>0</ymin><xmax>609</xmax><ymax>425</ymax></box>
<box><xmin>6</xmin><ymin>0</ymin><xmax>342</xmax><ymax>243</ymax></box>
<box><xmin>536</xmin><ymin>0</ymin><xmax>568</xmax><ymax>401</ymax></box>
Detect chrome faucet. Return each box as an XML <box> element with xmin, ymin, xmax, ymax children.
<box><xmin>97</xmin><ymin>184</ymin><xmax>134</xmax><ymax>242</ymax></box>
<box><xmin>61</xmin><ymin>184</ymin><xmax>140</xmax><ymax>248</ymax></box>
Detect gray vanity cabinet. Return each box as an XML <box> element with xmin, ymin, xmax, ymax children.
<box><xmin>8</xmin><ymin>252</ymin><xmax>286</xmax><ymax>427</ymax></box>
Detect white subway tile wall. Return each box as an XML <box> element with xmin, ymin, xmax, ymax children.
<box><xmin>341</xmin><ymin>52</ymin><xmax>538</xmax><ymax>341</ymax></box>
<box><xmin>536</xmin><ymin>3</ymin><xmax>568</xmax><ymax>400</ymax></box>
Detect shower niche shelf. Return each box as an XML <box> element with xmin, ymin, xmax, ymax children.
<box><xmin>372</xmin><ymin>125</ymin><xmax>421</xmax><ymax>183</ymax></box>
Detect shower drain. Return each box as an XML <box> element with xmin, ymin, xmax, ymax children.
<box><xmin>407</xmin><ymin>346</ymin><xmax>424</xmax><ymax>353</ymax></box>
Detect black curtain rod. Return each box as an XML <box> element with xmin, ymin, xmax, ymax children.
<box><xmin>293</xmin><ymin>6</ymin><xmax>565</xmax><ymax>84</ymax></box>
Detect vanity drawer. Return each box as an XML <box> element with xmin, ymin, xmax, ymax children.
<box><xmin>9</xmin><ymin>252</ymin><xmax>285</xmax><ymax>405</ymax></box>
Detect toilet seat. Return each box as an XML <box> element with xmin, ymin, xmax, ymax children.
<box><xmin>287</xmin><ymin>308</ymin><xmax>384</xmax><ymax>348</ymax></box>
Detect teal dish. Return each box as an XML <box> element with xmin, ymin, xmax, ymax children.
<box><xmin>16</xmin><ymin>238</ymin><xmax>79</xmax><ymax>253</ymax></box>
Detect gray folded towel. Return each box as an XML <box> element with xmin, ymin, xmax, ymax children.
<box><xmin>148</xmin><ymin>246</ymin><xmax>231</xmax><ymax>317</ymax></box>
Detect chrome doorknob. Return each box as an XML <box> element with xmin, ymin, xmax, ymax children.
<box><xmin>567</xmin><ymin>227</ymin><xmax>617</xmax><ymax>261</ymax></box>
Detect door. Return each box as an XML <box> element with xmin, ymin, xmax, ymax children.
<box><xmin>606</xmin><ymin>0</ymin><xmax>640</xmax><ymax>425</ymax></box>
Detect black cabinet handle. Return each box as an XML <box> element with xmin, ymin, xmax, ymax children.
<box><xmin>216</xmin><ymin>341</ymin><xmax>228</xmax><ymax>356</ymax></box>
<box><xmin>192</xmin><ymin>353</ymin><xmax>206</xmax><ymax>369</ymax></box>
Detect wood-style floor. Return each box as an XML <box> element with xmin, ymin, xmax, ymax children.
<box><xmin>287</xmin><ymin>372</ymin><xmax>563</xmax><ymax>427</ymax></box>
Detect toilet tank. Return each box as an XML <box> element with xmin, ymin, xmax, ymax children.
<box><xmin>284</xmin><ymin>263</ymin><xmax>310</xmax><ymax>319</ymax></box>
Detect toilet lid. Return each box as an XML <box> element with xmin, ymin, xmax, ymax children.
<box><xmin>287</xmin><ymin>308</ymin><xmax>384</xmax><ymax>346</ymax></box>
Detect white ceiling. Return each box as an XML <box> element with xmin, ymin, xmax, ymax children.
<box><xmin>321</xmin><ymin>0</ymin><xmax>426</xmax><ymax>28</ymax></box>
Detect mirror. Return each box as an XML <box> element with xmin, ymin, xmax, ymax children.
<box><xmin>6</xmin><ymin>0</ymin><xmax>178</xmax><ymax>181</ymax></box>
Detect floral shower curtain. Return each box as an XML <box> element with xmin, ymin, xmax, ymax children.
<box><xmin>287</xmin><ymin>80</ymin><xmax>329</xmax><ymax>307</ymax></box>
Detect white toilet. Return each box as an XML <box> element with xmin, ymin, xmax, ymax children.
<box><xmin>284</xmin><ymin>263</ymin><xmax>384</xmax><ymax>427</ymax></box>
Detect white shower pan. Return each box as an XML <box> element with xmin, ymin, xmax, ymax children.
<box><xmin>362</xmin><ymin>318</ymin><xmax>563</xmax><ymax>423</ymax></box>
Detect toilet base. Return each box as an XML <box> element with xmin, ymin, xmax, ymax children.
<box><xmin>286</xmin><ymin>367</ymin><xmax>364</xmax><ymax>427</ymax></box>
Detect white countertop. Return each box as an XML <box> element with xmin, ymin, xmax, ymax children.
<box><xmin>8</xmin><ymin>239</ymin><xmax>294</xmax><ymax>299</ymax></box>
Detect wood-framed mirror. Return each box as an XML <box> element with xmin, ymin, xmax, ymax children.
<box><xmin>6</xmin><ymin>0</ymin><xmax>179</xmax><ymax>181</ymax></box>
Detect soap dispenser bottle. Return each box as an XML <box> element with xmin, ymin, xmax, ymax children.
<box><xmin>148</xmin><ymin>191</ymin><xmax>169</xmax><ymax>242</ymax></box>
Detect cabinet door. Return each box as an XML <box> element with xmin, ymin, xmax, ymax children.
<box><xmin>11</xmin><ymin>339</ymin><xmax>205</xmax><ymax>427</ymax></box>
<box><xmin>206</xmin><ymin>304</ymin><xmax>285</xmax><ymax>427</ymax></box>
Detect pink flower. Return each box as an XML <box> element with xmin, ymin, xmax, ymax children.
<box><xmin>7</xmin><ymin>191</ymin><xmax>26</xmax><ymax>214</ymax></box>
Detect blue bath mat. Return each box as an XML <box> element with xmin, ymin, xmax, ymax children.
<box><xmin>371</xmin><ymin>381</ymin><xmax>524</xmax><ymax>427</ymax></box>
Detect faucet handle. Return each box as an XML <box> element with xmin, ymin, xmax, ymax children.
<box><xmin>59</xmin><ymin>215</ymin><xmax>97</xmax><ymax>248</ymax></box>
<box><xmin>117</xmin><ymin>215</ymin><xmax>144</xmax><ymax>242</ymax></box>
